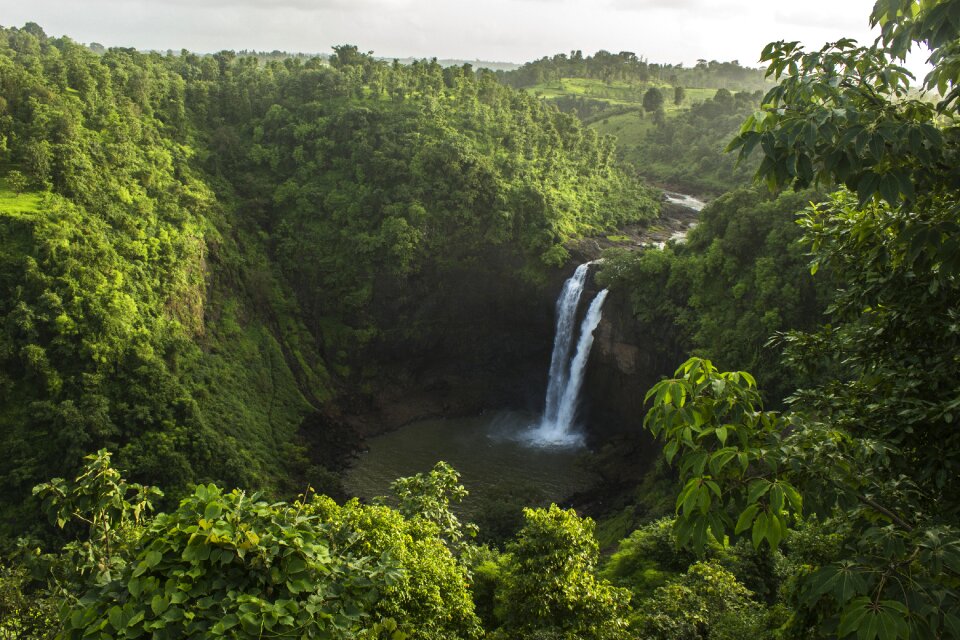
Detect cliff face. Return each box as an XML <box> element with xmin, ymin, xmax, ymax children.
<box><xmin>582</xmin><ymin>285</ymin><xmax>683</xmax><ymax>444</ymax></box>
<box><xmin>340</xmin><ymin>262</ymin><xmax>572</xmax><ymax>434</ymax></box>
<box><xmin>575</xmin><ymin>197</ymin><xmax>703</xmax><ymax>445</ymax></box>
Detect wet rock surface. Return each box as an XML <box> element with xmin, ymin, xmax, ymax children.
<box><xmin>570</xmin><ymin>196</ymin><xmax>703</xmax><ymax>262</ymax></box>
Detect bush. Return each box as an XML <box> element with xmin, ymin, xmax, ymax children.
<box><xmin>495</xmin><ymin>505</ymin><xmax>630</xmax><ymax>640</ymax></box>
<box><xmin>634</xmin><ymin>561</ymin><xmax>771</xmax><ymax>640</ymax></box>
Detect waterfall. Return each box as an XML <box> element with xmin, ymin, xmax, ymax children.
<box><xmin>542</xmin><ymin>263</ymin><xmax>590</xmax><ymax>425</ymax></box>
<box><xmin>530</xmin><ymin>264</ymin><xmax>609</xmax><ymax>446</ymax></box>
<box><xmin>552</xmin><ymin>289</ymin><xmax>608</xmax><ymax>435</ymax></box>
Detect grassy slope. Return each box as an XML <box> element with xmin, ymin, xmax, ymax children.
<box><xmin>0</xmin><ymin>179</ymin><xmax>43</xmax><ymax>216</ymax></box>
<box><xmin>527</xmin><ymin>78</ymin><xmax>716</xmax><ymax>107</ymax></box>
<box><xmin>523</xmin><ymin>78</ymin><xmax>719</xmax><ymax>175</ymax></box>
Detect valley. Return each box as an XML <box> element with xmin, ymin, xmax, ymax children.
<box><xmin>1</xmin><ymin>4</ymin><xmax>959</xmax><ymax>638</ymax></box>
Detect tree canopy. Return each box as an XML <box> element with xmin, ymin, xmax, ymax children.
<box><xmin>643</xmin><ymin>1</ymin><xmax>960</xmax><ymax>638</ymax></box>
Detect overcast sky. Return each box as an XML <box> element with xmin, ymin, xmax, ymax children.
<box><xmin>0</xmin><ymin>0</ymin><xmax>930</xmax><ymax>74</ymax></box>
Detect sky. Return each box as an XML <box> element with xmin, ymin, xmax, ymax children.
<box><xmin>0</xmin><ymin>0</ymin><xmax>931</xmax><ymax>75</ymax></box>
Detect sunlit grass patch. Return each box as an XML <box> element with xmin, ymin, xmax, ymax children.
<box><xmin>0</xmin><ymin>177</ymin><xmax>43</xmax><ymax>216</ymax></box>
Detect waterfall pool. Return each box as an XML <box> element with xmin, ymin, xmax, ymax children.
<box><xmin>343</xmin><ymin>411</ymin><xmax>598</xmax><ymax>516</ymax></box>
<box><xmin>344</xmin><ymin>261</ymin><xmax>610</xmax><ymax>517</ymax></box>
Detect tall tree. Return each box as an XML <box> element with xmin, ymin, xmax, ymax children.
<box><xmin>673</xmin><ymin>85</ymin><xmax>685</xmax><ymax>105</ymax></box>
<box><xmin>642</xmin><ymin>86</ymin><xmax>665</xmax><ymax>113</ymax></box>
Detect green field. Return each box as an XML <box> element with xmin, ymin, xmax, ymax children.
<box><xmin>0</xmin><ymin>176</ymin><xmax>43</xmax><ymax>216</ymax></box>
<box><xmin>590</xmin><ymin>109</ymin><xmax>656</xmax><ymax>150</ymax></box>
<box><xmin>528</xmin><ymin>77</ymin><xmax>716</xmax><ymax>108</ymax></box>
<box><xmin>524</xmin><ymin>77</ymin><xmax>719</xmax><ymax>164</ymax></box>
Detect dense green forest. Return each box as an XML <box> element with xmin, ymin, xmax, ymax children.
<box><xmin>2</xmin><ymin>0</ymin><xmax>960</xmax><ymax>638</ymax></box>
<box><xmin>615</xmin><ymin>88</ymin><xmax>764</xmax><ymax>194</ymax></box>
<box><xmin>598</xmin><ymin>187</ymin><xmax>830</xmax><ymax>405</ymax></box>
<box><xmin>0</xmin><ymin>25</ymin><xmax>657</xmax><ymax>537</ymax></box>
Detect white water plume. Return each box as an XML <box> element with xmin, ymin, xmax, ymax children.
<box><xmin>528</xmin><ymin>263</ymin><xmax>609</xmax><ymax>447</ymax></box>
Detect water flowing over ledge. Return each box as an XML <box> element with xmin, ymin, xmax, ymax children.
<box><xmin>526</xmin><ymin>263</ymin><xmax>609</xmax><ymax>447</ymax></box>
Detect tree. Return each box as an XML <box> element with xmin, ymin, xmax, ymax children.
<box><xmin>643</xmin><ymin>86</ymin><xmax>665</xmax><ymax>113</ymax></box>
<box><xmin>495</xmin><ymin>504</ymin><xmax>630</xmax><ymax>639</ymax></box>
<box><xmin>21</xmin><ymin>140</ymin><xmax>51</xmax><ymax>188</ymax></box>
<box><xmin>389</xmin><ymin>461</ymin><xmax>477</xmax><ymax>550</ymax></box>
<box><xmin>45</xmin><ymin>455</ymin><xmax>480</xmax><ymax>640</ymax></box>
<box><xmin>636</xmin><ymin>562</ymin><xmax>768</xmax><ymax>640</ymax></box>
<box><xmin>311</xmin><ymin>495</ymin><xmax>482</xmax><ymax>640</ymax></box>
<box><xmin>5</xmin><ymin>170</ymin><xmax>27</xmax><ymax>195</ymax></box>
<box><xmin>33</xmin><ymin>449</ymin><xmax>162</xmax><ymax>583</ymax></box>
<box><xmin>725</xmin><ymin>0</ymin><xmax>960</xmax><ymax>502</ymax></box>
<box><xmin>643</xmin><ymin>358</ymin><xmax>801</xmax><ymax>555</ymax></box>
<box><xmin>673</xmin><ymin>85</ymin><xmax>685</xmax><ymax>106</ymax></box>
<box><xmin>726</xmin><ymin>3</ymin><xmax>958</xmax><ymax>206</ymax></box>
<box><xmin>330</xmin><ymin>44</ymin><xmax>371</xmax><ymax>68</ymax></box>
<box><xmin>59</xmin><ymin>484</ymin><xmax>394</xmax><ymax>639</ymax></box>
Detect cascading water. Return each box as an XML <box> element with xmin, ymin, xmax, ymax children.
<box><xmin>541</xmin><ymin>263</ymin><xmax>590</xmax><ymax>425</ymax></box>
<box><xmin>551</xmin><ymin>289</ymin><xmax>608</xmax><ymax>435</ymax></box>
<box><xmin>529</xmin><ymin>264</ymin><xmax>609</xmax><ymax>446</ymax></box>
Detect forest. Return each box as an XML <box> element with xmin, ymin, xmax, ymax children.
<box><xmin>1</xmin><ymin>0</ymin><xmax>959</xmax><ymax>638</ymax></box>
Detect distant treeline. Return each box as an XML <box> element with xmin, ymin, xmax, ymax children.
<box><xmin>498</xmin><ymin>49</ymin><xmax>772</xmax><ymax>91</ymax></box>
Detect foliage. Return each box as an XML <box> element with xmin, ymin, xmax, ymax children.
<box><xmin>644</xmin><ymin>353</ymin><xmax>960</xmax><ymax>638</ymax></box>
<box><xmin>0</xmin><ymin>561</ymin><xmax>58</xmax><ymax>639</ymax></box>
<box><xmin>601</xmin><ymin>514</ymin><xmax>783</xmax><ymax>605</ymax></box>
<box><xmin>212</xmin><ymin>55</ymin><xmax>657</xmax><ymax>373</ymax></box>
<box><xmin>61</xmin><ymin>484</ymin><xmax>390</xmax><ymax>639</ymax></box>
<box><xmin>495</xmin><ymin>504</ymin><xmax>631</xmax><ymax>640</ymax></box>
<box><xmin>632</xmin><ymin>89</ymin><xmax>764</xmax><ymax>193</ymax></box>
<box><xmin>708</xmin><ymin>3</ymin><xmax>960</xmax><ymax>636</ymax></box>
<box><xmin>600</xmin><ymin>518</ymin><xmax>695</xmax><ymax>600</ymax></box>
<box><xmin>36</xmin><ymin>453</ymin><xmax>480</xmax><ymax>639</ymax></box>
<box><xmin>389</xmin><ymin>461</ymin><xmax>477</xmax><ymax>551</ymax></box>
<box><xmin>33</xmin><ymin>450</ymin><xmax>161</xmax><ymax>583</ymax></box>
<box><xmin>643</xmin><ymin>87</ymin><xmax>665</xmax><ymax>114</ymax></box>
<box><xmin>634</xmin><ymin>561</ymin><xmax>772</xmax><ymax>640</ymax></box>
<box><xmin>644</xmin><ymin>358</ymin><xmax>802</xmax><ymax>554</ymax></box>
<box><xmin>774</xmin><ymin>191</ymin><xmax>960</xmax><ymax>639</ymax></box>
<box><xmin>460</xmin><ymin>544</ymin><xmax>503</xmax><ymax>629</ymax></box>
<box><xmin>4</xmin><ymin>171</ymin><xmax>26</xmax><ymax>195</ymax></box>
<box><xmin>498</xmin><ymin>50</ymin><xmax>771</xmax><ymax>92</ymax></box>
<box><xmin>0</xmin><ymin>24</ymin><xmax>336</xmax><ymax>535</ymax></box>
<box><xmin>598</xmin><ymin>188</ymin><xmax>829</xmax><ymax>404</ymax></box>
<box><xmin>0</xmin><ymin>22</ymin><xmax>656</xmax><ymax>536</ymax></box>
<box><xmin>305</xmin><ymin>496</ymin><xmax>482</xmax><ymax>640</ymax></box>
<box><xmin>674</xmin><ymin>85</ymin><xmax>686</xmax><ymax>106</ymax></box>
<box><xmin>728</xmin><ymin>2</ymin><xmax>959</xmax><ymax>209</ymax></box>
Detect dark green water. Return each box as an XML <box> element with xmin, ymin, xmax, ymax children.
<box><xmin>344</xmin><ymin>411</ymin><xmax>598</xmax><ymax>515</ymax></box>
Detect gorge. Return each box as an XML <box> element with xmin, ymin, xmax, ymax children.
<box><xmin>346</xmin><ymin>261</ymin><xmax>611</xmax><ymax>512</ymax></box>
<box><xmin>346</xmin><ymin>191</ymin><xmax>707</xmax><ymax>513</ymax></box>
<box><xmin>5</xmin><ymin>5</ymin><xmax>956</xmax><ymax>635</ymax></box>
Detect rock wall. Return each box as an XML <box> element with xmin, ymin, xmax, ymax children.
<box><xmin>582</xmin><ymin>284</ymin><xmax>683</xmax><ymax>448</ymax></box>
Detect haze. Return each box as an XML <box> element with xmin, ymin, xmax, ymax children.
<box><xmin>0</xmin><ymin>0</ymin><xmax>904</xmax><ymax>70</ymax></box>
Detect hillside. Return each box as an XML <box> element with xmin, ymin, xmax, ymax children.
<box><xmin>0</xmin><ymin>26</ymin><xmax>658</xmax><ymax>535</ymax></box>
<box><xmin>500</xmin><ymin>55</ymin><xmax>771</xmax><ymax>194</ymax></box>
